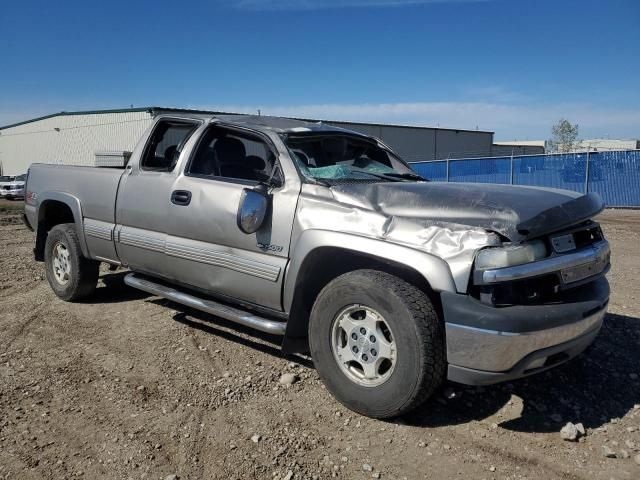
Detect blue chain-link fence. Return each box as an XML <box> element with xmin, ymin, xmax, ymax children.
<box><xmin>410</xmin><ymin>150</ymin><xmax>640</xmax><ymax>207</ymax></box>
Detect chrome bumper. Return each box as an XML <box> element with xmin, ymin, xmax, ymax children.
<box><xmin>0</xmin><ymin>189</ymin><xmax>25</xmax><ymax>197</ymax></box>
<box><xmin>442</xmin><ymin>275</ymin><xmax>609</xmax><ymax>384</ymax></box>
<box><xmin>445</xmin><ymin>305</ymin><xmax>606</xmax><ymax>372</ymax></box>
<box><xmin>474</xmin><ymin>240</ymin><xmax>610</xmax><ymax>285</ymax></box>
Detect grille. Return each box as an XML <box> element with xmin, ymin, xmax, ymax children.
<box><xmin>549</xmin><ymin>222</ymin><xmax>603</xmax><ymax>254</ymax></box>
<box><xmin>573</xmin><ymin>224</ymin><xmax>604</xmax><ymax>249</ymax></box>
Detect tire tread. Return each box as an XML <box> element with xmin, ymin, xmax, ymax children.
<box><xmin>310</xmin><ymin>269</ymin><xmax>446</xmax><ymax>418</ymax></box>
<box><xmin>45</xmin><ymin>223</ymin><xmax>99</xmax><ymax>301</ymax></box>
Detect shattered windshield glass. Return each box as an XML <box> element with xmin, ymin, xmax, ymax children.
<box><xmin>283</xmin><ymin>133</ymin><xmax>422</xmax><ymax>182</ymax></box>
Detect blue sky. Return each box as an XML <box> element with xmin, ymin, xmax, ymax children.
<box><xmin>1</xmin><ymin>0</ymin><xmax>638</xmax><ymax>139</ymax></box>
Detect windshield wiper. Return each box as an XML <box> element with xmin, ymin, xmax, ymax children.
<box><xmin>343</xmin><ymin>167</ymin><xmax>405</xmax><ymax>182</ymax></box>
<box><xmin>381</xmin><ymin>172</ymin><xmax>426</xmax><ymax>181</ymax></box>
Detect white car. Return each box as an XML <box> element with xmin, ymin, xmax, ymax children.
<box><xmin>0</xmin><ymin>174</ymin><xmax>26</xmax><ymax>200</ymax></box>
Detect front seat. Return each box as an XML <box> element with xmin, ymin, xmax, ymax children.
<box><xmin>245</xmin><ymin>155</ymin><xmax>269</xmax><ymax>182</ymax></box>
<box><xmin>215</xmin><ymin>137</ymin><xmax>257</xmax><ymax>181</ymax></box>
<box><xmin>164</xmin><ymin>145</ymin><xmax>178</xmax><ymax>170</ymax></box>
<box><xmin>191</xmin><ymin>146</ymin><xmax>217</xmax><ymax>176</ymax></box>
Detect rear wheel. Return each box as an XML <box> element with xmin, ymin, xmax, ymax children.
<box><xmin>44</xmin><ymin>223</ymin><xmax>99</xmax><ymax>301</ymax></box>
<box><xmin>309</xmin><ymin>269</ymin><xmax>446</xmax><ymax>419</ymax></box>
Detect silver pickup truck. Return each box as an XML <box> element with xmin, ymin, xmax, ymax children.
<box><xmin>23</xmin><ymin>113</ymin><xmax>611</xmax><ymax>418</ymax></box>
<box><xmin>1</xmin><ymin>174</ymin><xmax>26</xmax><ymax>199</ymax></box>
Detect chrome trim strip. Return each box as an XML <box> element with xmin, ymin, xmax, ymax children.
<box><xmin>116</xmin><ymin>229</ymin><xmax>281</xmax><ymax>282</ymax></box>
<box><xmin>165</xmin><ymin>242</ymin><xmax>281</xmax><ymax>282</ymax></box>
<box><xmin>478</xmin><ymin>240</ymin><xmax>610</xmax><ymax>284</ymax></box>
<box><xmin>119</xmin><ymin>231</ymin><xmax>165</xmax><ymax>253</ymax></box>
<box><xmin>84</xmin><ymin>221</ymin><xmax>114</xmax><ymax>241</ymax></box>
<box><xmin>445</xmin><ymin>306</ymin><xmax>606</xmax><ymax>371</ymax></box>
<box><xmin>124</xmin><ymin>273</ymin><xmax>286</xmax><ymax>335</ymax></box>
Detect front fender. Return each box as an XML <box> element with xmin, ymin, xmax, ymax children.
<box><xmin>282</xmin><ymin>229</ymin><xmax>457</xmax><ymax>313</ymax></box>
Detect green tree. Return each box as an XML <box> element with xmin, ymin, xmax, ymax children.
<box><xmin>550</xmin><ymin>119</ymin><xmax>579</xmax><ymax>153</ymax></box>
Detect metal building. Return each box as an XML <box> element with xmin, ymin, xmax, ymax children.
<box><xmin>301</xmin><ymin>119</ymin><xmax>494</xmax><ymax>163</ymax></box>
<box><xmin>576</xmin><ymin>139</ymin><xmax>640</xmax><ymax>151</ymax></box>
<box><xmin>492</xmin><ymin>140</ymin><xmax>546</xmax><ymax>156</ymax></box>
<box><xmin>0</xmin><ymin>107</ymin><xmax>495</xmax><ymax>175</ymax></box>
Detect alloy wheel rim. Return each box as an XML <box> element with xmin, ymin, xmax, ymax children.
<box><xmin>331</xmin><ymin>304</ymin><xmax>397</xmax><ymax>387</ymax></box>
<box><xmin>52</xmin><ymin>242</ymin><xmax>71</xmax><ymax>285</ymax></box>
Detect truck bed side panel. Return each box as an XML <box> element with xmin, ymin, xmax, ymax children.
<box><xmin>28</xmin><ymin>164</ymin><xmax>124</xmax><ymax>262</ymax></box>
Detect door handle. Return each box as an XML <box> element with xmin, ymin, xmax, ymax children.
<box><xmin>171</xmin><ymin>190</ymin><xmax>192</xmax><ymax>206</ymax></box>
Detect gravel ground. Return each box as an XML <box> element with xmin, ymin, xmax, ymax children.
<box><xmin>0</xmin><ymin>204</ymin><xmax>639</xmax><ymax>480</ymax></box>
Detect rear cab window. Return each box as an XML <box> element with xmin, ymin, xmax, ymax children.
<box><xmin>141</xmin><ymin>120</ymin><xmax>199</xmax><ymax>172</ymax></box>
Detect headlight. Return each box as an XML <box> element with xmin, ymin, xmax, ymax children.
<box><xmin>475</xmin><ymin>240</ymin><xmax>547</xmax><ymax>269</ymax></box>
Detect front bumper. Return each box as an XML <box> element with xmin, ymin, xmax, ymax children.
<box><xmin>443</xmin><ymin>276</ymin><xmax>609</xmax><ymax>385</ymax></box>
<box><xmin>0</xmin><ymin>189</ymin><xmax>25</xmax><ymax>198</ymax></box>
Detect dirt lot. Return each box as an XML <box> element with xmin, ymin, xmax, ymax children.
<box><xmin>1</xmin><ymin>201</ymin><xmax>639</xmax><ymax>480</ymax></box>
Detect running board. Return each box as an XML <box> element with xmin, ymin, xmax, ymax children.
<box><xmin>124</xmin><ymin>273</ymin><xmax>287</xmax><ymax>335</ymax></box>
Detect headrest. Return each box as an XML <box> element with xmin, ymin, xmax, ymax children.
<box><xmin>164</xmin><ymin>145</ymin><xmax>178</xmax><ymax>162</ymax></box>
<box><xmin>214</xmin><ymin>137</ymin><xmax>246</xmax><ymax>163</ymax></box>
<box><xmin>322</xmin><ymin>137</ymin><xmax>348</xmax><ymax>158</ymax></box>
<box><xmin>245</xmin><ymin>155</ymin><xmax>266</xmax><ymax>171</ymax></box>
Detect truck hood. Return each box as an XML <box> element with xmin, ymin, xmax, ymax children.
<box><xmin>330</xmin><ymin>182</ymin><xmax>604</xmax><ymax>241</ymax></box>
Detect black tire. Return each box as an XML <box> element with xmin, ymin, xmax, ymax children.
<box><xmin>309</xmin><ymin>269</ymin><xmax>446</xmax><ymax>419</ymax></box>
<box><xmin>44</xmin><ymin>223</ymin><xmax>99</xmax><ymax>301</ymax></box>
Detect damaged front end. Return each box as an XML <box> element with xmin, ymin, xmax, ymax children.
<box><xmin>285</xmin><ymin>130</ymin><xmax>611</xmax><ymax>386</ymax></box>
<box><xmin>303</xmin><ymin>181</ymin><xmax>608</xmax><ymax>296</ymax></box>
<box><xmin>470</xmin><ymin>221</ymin><xmax>609</xmax><ymax>306</ymax></box>
<box><xmin>295</xmin><ymin>183</ymin><xmax>503</xmax><ymax>293</ymax></box>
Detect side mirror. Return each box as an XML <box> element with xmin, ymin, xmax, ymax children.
<box><xmin>237</xmin><ymin>185</ymin><xmax>269</xmax><ymax>234</ymax></box>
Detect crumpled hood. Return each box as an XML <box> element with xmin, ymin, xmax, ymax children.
<box><xmin>330</xmin><ymin>181</ymin><xmax>603</xmax><ymax>241</ymax></box>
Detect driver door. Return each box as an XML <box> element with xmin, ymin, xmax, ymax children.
<box><xmin>163</xmin><ymin>124</ymin><xmax>299</xmax><ymax>311</ymax></box>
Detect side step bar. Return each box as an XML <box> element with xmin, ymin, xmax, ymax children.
<box><xmin>124</xmin><ymin>273</ymin><xmax>287</xmax><ymax>335</ymax></box>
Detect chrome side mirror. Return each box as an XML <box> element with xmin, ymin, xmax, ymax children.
<box><xmin>237</xmin><ymin>185</ymin><xmax>269</xmax><ymax>234</ymax></box>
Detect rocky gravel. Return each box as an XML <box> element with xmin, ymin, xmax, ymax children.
<box><xmin>0</xmin><ymin>206</ymin><xmax>639</xmax><ymax>479</ymax></box>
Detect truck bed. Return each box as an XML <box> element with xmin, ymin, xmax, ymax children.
<box><xmin>26</xmin><ymin>164</ymin><xmax>124</xmax><ymax>224</ymax></box>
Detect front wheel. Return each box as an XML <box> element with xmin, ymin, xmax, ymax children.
<box><xmin>309</xmin><ymin>270</ymin><xmax>446</xmax><ymax>419</ymax></box>
<box><xmin>44</xmin><ymin>223</ymin><xmax>99</xmax><ymax>301</ymax></box>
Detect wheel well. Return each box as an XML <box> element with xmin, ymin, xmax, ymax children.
<box><xmin>34</xmin><ymin>200</ymin><xmax>76</xmax><ymax>261</ymax></box>
<box><xmin>282</xmin><ymin>247</ymin><xmax>442</xmax><ymax>353</ymax></box>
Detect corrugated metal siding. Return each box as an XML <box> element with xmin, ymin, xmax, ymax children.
<box><xmin>379</xmin><ymin>126</ymin><xmax>436</xmax><ymax>162</ymax></box>
<box><xmin>491</xmin><ymin>144</ymin><xmax>546</xmax><ymax>156</ymax></box>
<box><xmin>326</xmin><ymin>121</ymin><xmax>494</xmax><ymax>162</ymax></box>
<box><xmin>0</xmin><ymin>111</ymin><xmax>153</xmax><ymax>175</ymax></box>
<box><xmin>433</xmin><ymin>129</ymin><xmax>493</xmax><ymax>160</ymax></box>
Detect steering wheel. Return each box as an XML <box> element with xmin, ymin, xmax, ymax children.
<box><xmin>292</xmin><ymin>149</ymin><xmax>311</xmax><ymax>166</ymax></box>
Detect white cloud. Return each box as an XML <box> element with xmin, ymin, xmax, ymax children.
<box><xmin>199</xmin><ymin>101</ymin><xmax>640</xmax><ymax>140</ymax></box>
<box><xmin>233</xmin><ymin>0</ymin><xmax>489</xmax><ymax>11</ymax></box>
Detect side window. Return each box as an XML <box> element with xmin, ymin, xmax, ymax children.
<box><xmin>141</xmin><ymin>120</ymin><xmax>198</xmax><ymax>172</ymax></box>
<box><xmin>188</xmin><ymin>126</ymin><xmax>279</xmax><ymax>183</ymax></box>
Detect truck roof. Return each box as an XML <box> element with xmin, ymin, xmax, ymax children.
<box><xmin>162</xmin><ymin>112</ymin><xmax>370</xmax><ymax>137</ymax></box>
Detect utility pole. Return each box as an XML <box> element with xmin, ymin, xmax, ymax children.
<box><xmin>584</xmin><ymin>146</ymin><xmax>591</xmax><ymax>194</ymax></box>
